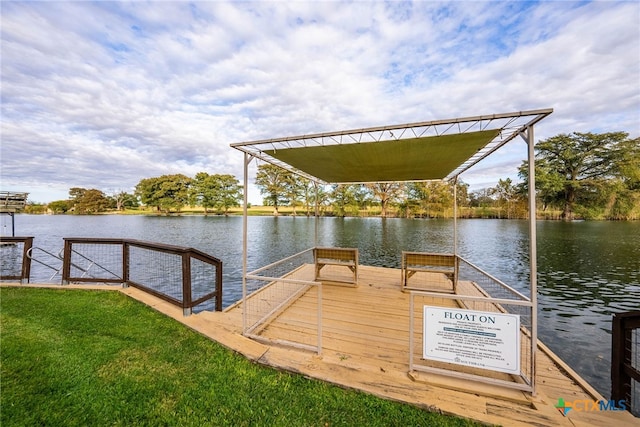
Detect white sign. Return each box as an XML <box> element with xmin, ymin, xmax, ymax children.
<box><xmin>423</xmin><ymin>307</ymin><xmax>520</xmax><ymax>374</ymax></box>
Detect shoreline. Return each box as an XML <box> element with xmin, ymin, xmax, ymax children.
<box><xmin>13</xmin><ymin>208</ymin><xmax>640</xmax><ymax>221</ymax></box>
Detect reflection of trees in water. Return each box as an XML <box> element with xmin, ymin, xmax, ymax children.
<box><xmin>536</xmin><ymin>221</ymin><xmax>639</xmax><ymax>310</ymax></box>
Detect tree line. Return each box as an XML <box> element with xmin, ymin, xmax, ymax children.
<box><xmin>33</xmin><ymin>131</ymin><xmax>639</xmax><ymax>220</ymax></box>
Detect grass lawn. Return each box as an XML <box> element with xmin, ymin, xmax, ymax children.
<box><xmin>0</xmin><ymin>287</ymin><xmax>479</xmax><ymax>427</ymax></box>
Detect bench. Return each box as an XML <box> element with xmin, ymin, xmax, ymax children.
<box><xmin>314</xmin><ymin>247</ymin><xmax>358</xmax><ymax>285</ymax></box>
<box><xmin>401</xmin><ymin>251</ymin><xmax>457</xmax><ymax>293</ymax></box>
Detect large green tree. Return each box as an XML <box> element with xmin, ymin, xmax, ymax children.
<box><xmin>191</xmin><ymin>172</ymin><xmax>242</xmax><ymax>215</ymax></box>
<box><xmin>520</xmin><ymin>132</ymin><xmax>637</xmax><ymax>220</ymax></box>
<box><xmin>298</xmin><ymin>178</ymin><xmax>317</xmax><ymax>216</ymax></box>
<box><xmin>47</xmin><ymin>200</ymin><xmax>72</xmax><ymax>214</ymax></box>
<box><xmin>352</xmin><ymin>185</ymin><xmax>373</xmax><ymax>211</ymax></box>
<box><xmin>406</xmin><ymin>181</ymin><xmax>452</xmax><ymax>218</ymax></box>
<box><xmin>282</xmin><ymin>173</ymin><xmax>304</xmax><ymax>216</ymax></box>
<box><xmin>366</xmin><ymin>183</ymin><xmax>402</xmax><ymax>218</ymax></box>
<box><xmin>69</xmin><ymin>187</ymin><xmax>110</xmax><ymax>214</ymax></box>
<box><xmin>330</xmin><ymin>184</ymin><xmax>358</xmax><ymax>217</ymax></box>
<box><xmin>255</xmin><ymin>164</ymin><xmax>291</xmax><ymax>215</ymax></box>
<box><xmin>135</xmin><ymin>174</ymin><xmax>192</xmax><ymax>213</ymax></box>
<box><xmin>490</xmin><ymin>178</ymin><xmax>523</xmax><ymax>219</ymax></box>
<box><xmin>110</xmin><ymin>191</ymin><xmax>139</xmax><ymax>211</ymax></box>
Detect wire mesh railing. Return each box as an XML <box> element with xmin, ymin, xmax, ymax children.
<box><xmin>244</xmin><ymin>248</ymin><xmax>322</xmax><ymax>353</ymax></box>
<box><xmin>409</xmin><ymin>255</ymin><xmax>535</xmax><ymax>393</ymax></box>
<box><xmin>0</xmin><ymin>236</ymin><xmax>33</xmax><ymax>283</ymax></box>
<box><xmin>62</xmin><ymin>238</ymin><xmax>223</xmax><ymax>314</ymax></box>
<box><xmin>612</xmin><ymin>311</ymin><xmax>640</xmax><ymax>417</ymax></box>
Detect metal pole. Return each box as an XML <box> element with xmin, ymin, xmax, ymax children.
<box><xmin>242</xmin><ymin>152</ymin><xmax>250</xmax><ymax>333</ymax></box>
<box><xmin>453</xmin><ymin>178</ymin><xmax>458</xmax><ymax>293</ymax></box>
<box><xmin>453</xmin><ymin>178</ymin><xmax>458</xmax><ymax>256</ymax></box>
<box><xmin>317</xmin><ymin>281</ymin><xmax>323</xmax><ymax>355</ymax></box>
<box><xmin>526</xmin><ymin>125</ymin><xmax>538</xmax><ymax>395</ymax></box>
<box><xmin>314</xmin><ymin>181</ymin><xmax>319</xmax><ymax>247</ymax></box>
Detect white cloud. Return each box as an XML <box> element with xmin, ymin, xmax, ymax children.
<box><xmin>1</xmin><ymin>1</ymin><xmax>638</xmax><ymax>204</ymax></box>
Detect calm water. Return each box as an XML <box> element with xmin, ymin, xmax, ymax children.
<box><xmin>3</xmin><ymin>214</ymin><xmax>639</xmax><ymax>398</ymax></box>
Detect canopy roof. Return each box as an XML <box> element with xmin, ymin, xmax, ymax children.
<box><xmin>231</xmin><ymin>109</ymin><xmax>553</xmax><ymax>184</ymax></box>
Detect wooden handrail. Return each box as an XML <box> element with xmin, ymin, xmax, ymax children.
<box><xmin>612</xmin><ymin>310</ymin><xmax>640</xmax><ymax>415</ymax></box>
<box><xmin>61</xmin><ymin>238</ymin><xmax>223</xmax><ymax>314</ymax></box>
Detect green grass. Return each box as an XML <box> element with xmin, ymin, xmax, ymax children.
<box><xmin>1</xmin><ymin>287</ymin><xmax>479</xmax><ymax>427</ymax></box>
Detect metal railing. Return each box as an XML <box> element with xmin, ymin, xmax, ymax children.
<box><xmin>409</xmin><ymin>255</ymin><xmax>535</xmax><ymax>393</ymax></box>
<box><xmin>61</xmin><ymin>238</ymin><xmax>223</xmax><ymax>315</ymax></box>
<box><xmin>243</xmin><ymin>248</ymin><xmax>322</xmax><ymax>354</ymax></box>
<box><xmin>0</xmin><ymin>236</ymin><xmax>33</xmax><ymax>283</ymax></box>
<box><xmin>612</xmin><ymin>311</ymin><xmax>640</xmax><ymax>417</ymax></box>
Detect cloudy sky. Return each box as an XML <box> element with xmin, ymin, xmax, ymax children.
<box><xmin>1</xmin><ymin>1</ymin><xmax>639</xmax><ymax>204</ymax></box>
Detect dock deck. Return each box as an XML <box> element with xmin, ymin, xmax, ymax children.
<box><xmin>130</xmin><ymin>264</ymin><xmax>635</xmax><ymax>426</ymax></box>
<box><xmin>4</xmin><ymin>265</ymin><xmax>637</xmax><ymax>426</ymax></box>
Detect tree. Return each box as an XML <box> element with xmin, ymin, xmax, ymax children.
<box><xmin>406</xmin><ymin>181</ymin><xmax>452</xmax><ymax>218</ymax></box>
<box><xmin>111</xmin><ymin>191</ymin><xmax>139</xmax><ymax>211</ymax></box>
<box><xmin>68</xmin><ymin>187</ymin><xmax>87</xmax><ymax>201</ymax></box>
<box><xmin>490</xmin><ymin>178</ymin><xmax>521</xmax><ymax>219</ymax></box>
<box><xmin>212</xmin><ymin>174</ymin><xmax>243</xmax><ymax>214</ymax></box>
<box><xmin>469</xmin><ymin>188</ymin><xmax>493</xmax><ymax>208</ymax></box>
<box><xmin>191</xmin><ymin>173</ymin><xmax>242</xmax><ymax>215</ymax></box>
<box><xmin>298</xmin><ymin>178</ymin><xmax>316</xmax><ymax>216</ymax></box>
<box><xmin>24</xmin><ymin>203</ymin><xmax>47</xmax><ymax>214</ymax></box>
<box><xmin>69</xmin><ymin>187</ymin><xmax>110</xmax><ymax>214</ymax></box>
<box><xmin>455</xmin><ymin>181</ymin><xmax>470</xmax><ymax>208</ymax></box>
<box><xmin>255</xmin><ymin>164</ymin><xmax>291</xmax><ymax>215</ymax></box>
<box><xmin>352</xmin><ymin>185</ymin><xmax>373</xmax><ymax>212</ymax></box>
<box><xmin>517</xmin><ymin>162</ymin><xmax>564</xmax><ymax>213</ymax></box>
<box><xmin>605</xmin><ymin>137</ymin><xmax>640</xmax><ymax>219</ymax></box>
<box><xmin>283</xmin><ymin>174</ymin><xmax>303</xmax><ymax>216</ymax></box>
<box><xmin>47</xmin><ymin>200</ymin><xmax>72</xmax><ymax>214</ymax></box>
<box><xmin>521</xmin><ymin>132</ymin><xmax>634</xmax><ymax>220</ymax></box>
<box><xmin>330</xmin><ymin>184</ymin><xmax>358</xmax><ymax>217</ymax></box>
<box><xmin>614</xmin><ymin>137</ymin><xmax>640</xmax><ymax>191</ymax></box>
<box><xmin>135</xmin><ymin>174</ymin><xmax>192</xmax><ymax>213</ymax></box>
<box><xmin>310</xmin><ymin>184</ymin><xmax>331</xmax><ymax>216</ymax></box>
<box><xmin>365</xmin><ymin>183</ymin><xmax>402</xmax><ymax>218</ymax></box>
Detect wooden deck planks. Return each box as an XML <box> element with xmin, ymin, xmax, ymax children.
<box><xmin>227</xmin><ymin>264</ymin><xmax>639</xmax><ymax>426</ymax></box>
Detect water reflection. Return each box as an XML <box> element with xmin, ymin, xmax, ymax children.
<box><xmin>3</xmin><ymin>214</ymin><xmax>639</xmax><ymax>398</ymax></box>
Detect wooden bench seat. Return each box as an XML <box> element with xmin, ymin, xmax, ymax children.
<box><xmin>401</xmin><ymin>251</ymin><xmax>457</xmax><ymax>293</ymax></box>
<box><xmin>314</xmin><ymin>247</ymin><xmax>358</xmax><ymax>285</ymax></box>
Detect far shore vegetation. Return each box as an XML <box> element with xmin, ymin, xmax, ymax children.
<box><xmin>23</xmin><ymin>132</ymin><xmax>640</xmax><ymax>220</ymax></box>
<box><xmin>1</xmin><ymin>287</ymin><xmax>478</xmax><ymax>427</ymax></box>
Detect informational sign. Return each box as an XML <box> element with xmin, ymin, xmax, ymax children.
<box><xmin>423</xmin><ymin>307</ymin><xmax>520</xmax><ymax>374</ymax></box>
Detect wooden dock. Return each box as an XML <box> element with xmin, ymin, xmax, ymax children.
<box><xmin>4</xmin><ymin>266</ymin><xmax>638</xmax><ymax>426</ymax></box>
<box><xmin>125</xmin><ymin>264</ymin><xmax>637</xmax><ymax>426</ymax></box>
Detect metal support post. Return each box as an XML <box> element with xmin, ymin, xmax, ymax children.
<box><xmin>453</xmin><ymin>177</ymin><xmax>458</xmax><ymax>256</ymax></box>
<box><xmin>522</xmin><ymin>125</ymin><xmax>538</xmax><ymax>395</ymax></box>
<box><xmin>314</xmin><ymin>181</ymin><xmax>319</xmax><ymax>247</ymax></box>
<box><xmin>242</xmin><ymin>152</ymin><xmax>251</xmax><ymax>333</ymax></box>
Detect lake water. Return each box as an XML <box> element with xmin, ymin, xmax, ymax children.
<box><xmin>3</xmin><ymin>214</ymin><xmax>639</xmax><ymax>399</ymax></box>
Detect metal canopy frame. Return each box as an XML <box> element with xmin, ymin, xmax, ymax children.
<box><xmin>231</xmin><ymin>109</ymin><xmax>553</xmax><ymax>184</ymax></box>
<box><xmin>230</xmin><ymin>108</ymin><xmax>553</xmax><ymax>394</ymax></box>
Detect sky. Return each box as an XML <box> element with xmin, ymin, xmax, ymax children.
<box><xmin>1</xmin><ymin>1</ymin><xmax>639</xmax><ymax>205</ymax></box>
